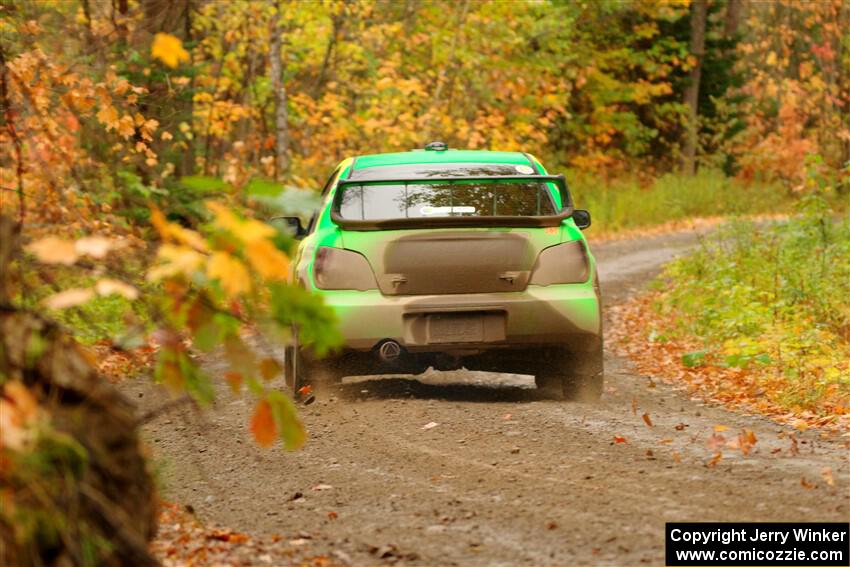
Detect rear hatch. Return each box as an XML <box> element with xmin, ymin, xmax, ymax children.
<box><xmin>341</xmin><ymin>228</ymin><xmax>561</xmax><ymax>296</ymax></box>
<box><xmin>331</xmin><ymin>172</ymin><xmax>572</xmax><ymax>296</ymax></box>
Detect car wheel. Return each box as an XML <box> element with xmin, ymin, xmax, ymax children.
<box><xmin>285</xmin><ymin>346</ymin><xmax>347</xmax><ymax>398</ymax></box>
<box><xmin>535</xmin><ymin>343</ymin><xmax>604</xmax><ymax>401</ymax></box>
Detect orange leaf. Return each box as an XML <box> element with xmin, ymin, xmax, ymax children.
<box><xmin>613</xmin><ymin>436</ymin><xmax>627</xmax><ymax>444</ymax></box>
<box><xmin>706</xmin><ymin>433</ymin><xmax>726</xmax><ymax>451</ymax></box>
<box><xmin>250</xmin><ymin>399</ymin><xmax>277</xmax><ymax>448</ymax></box>
<box><xmin>297</xmin><ymin>385</ymin><xmax>313</xmax><ymax>396</ymax></box>
<box><xmin>642</xmin><ymin>413</ymin><xmax>653</xmax><ymax>428</ymax></box>
<box><xmin>800</xmin><ymin>477</ymin><xmax>816</xmax><ymax>490</ymax></box>
<box><xmin>706</xmin><ymin>452</ymin><xmax>723</xmax><ymax>468</ymax></box>
<box><xmin>151</xmin><ymin>33</ymin><xmax>190</xmax><ymax>68</ymax></box>
<box><xmin>224</xmin><ymin>372</ymin><xmax>242</xmax><ymax>392</ymax></box>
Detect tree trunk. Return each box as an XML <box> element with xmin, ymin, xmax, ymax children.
<box><xmin>311</xmin><ymin>12</ymin><xmax>341</xmax><ymax>100</ymax></box>
<box><xmin>723</xmin><ymin>0</ymin><xmax>744</xmax><ymax>37</ymax></box>
<box><xmin>425</xmin><ymin>0</ymin><xmax>470</xmax><ymax>142</ymax></box>
<box><xmin>0</xmin><ymin>216</ymin><xmax>158</xmax><ymax>567</ymax></box>
<box><xmin>682</xmin><ymin>0</ymin><xmax>709</xmax><ymax>175</ymax></box>
<box><xmin>270</xmin><ymin>0</ymin><xmax>290</xmax><ymax>179</ymax></box>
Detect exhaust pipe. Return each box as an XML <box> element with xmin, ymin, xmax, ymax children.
<box><xmin>377</xmin><ymin>340</ymin><xmax>403</xmax><ymax>362</ymax></box>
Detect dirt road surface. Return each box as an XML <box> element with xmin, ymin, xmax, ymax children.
<box><xmin>127</xmin><ymin>231</ymin><xmax>849</xmax><ymax>566</ymax></box>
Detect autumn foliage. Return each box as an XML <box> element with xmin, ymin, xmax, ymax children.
<box><xmin>1</xmin><ymin>0</ymin><xmax>849</xmax><ymax>564</ymax></box>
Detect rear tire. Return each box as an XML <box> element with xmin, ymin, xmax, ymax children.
<box><xmin>285</xmin><ymin>346</ymin><xmax>348</xmax><ymax>398</ymax></box>
<box><xmin>535</xmin><ymin>342</ymin><xmax>604</xmax><ymax>401</ymax></box>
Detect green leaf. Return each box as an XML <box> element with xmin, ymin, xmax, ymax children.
<box><xmin>180</xmin><ymin>176</ymin><xmax>230</xmax><ymax>194</ymax></box>
<box><xmin>682</xmin><ymin>350</ymin><xmax>707</xmax><ymax>368</ymax></box>
<box><xmin>267</xmin><ymin>390</ymin><xmax>305</xmax><ymax>450</ymax></box>
<box><xmin>245</xmin><ymin>178</ymin><xmax>285</xmax><ymax>197</ymax></box>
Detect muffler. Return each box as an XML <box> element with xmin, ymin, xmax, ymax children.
<box><xmin>377</xmin><ymin>340</ymin><xmax>403</xmax><ymax>362</ymax></box>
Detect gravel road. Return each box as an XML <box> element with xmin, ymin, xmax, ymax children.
<box><xmin>126</xmin><ymin>230</ymin><xmax>849</xmax><ymax>566</ymax></box>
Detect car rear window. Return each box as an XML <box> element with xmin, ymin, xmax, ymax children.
<box><xmin>347</xmin><ymin>162</ymin><xmax>536</xmax><ymax>181</ymax></box>
<box><xmin>337</xmin><ymin>181</ymin><xmax>558</xmax><ymax>221</ymax></box>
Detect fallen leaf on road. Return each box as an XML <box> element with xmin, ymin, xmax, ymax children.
<box><xmin>502</xmin><ymin>413</ymin><xmax>512</xmax><ymax>420</ymax></box>
<box><xmin>631</xmin><ymin>398</ymin><xmax>638</xmax><ymax>416</ymax></box>
<box><xmin>327</xmin><ymin>511</ymin><xmax>338</xmax><ymax>520</ymax></box>
<box><xmin>706</xmin><ymin>433</ymin><xmax>726</xmax><ymax>451</ymax></box>
<box><xmin>821</xmin><ymin>467</ymin><xmax>835</xmax><ymax>486</ymax></box>
<box><xmin>674</xmin><ymin>422</ymin><xmax>688</xmax><ymax>431</ymax></box>
<box><xmin>800</xmin><ymin>477</ymin><xmax>816</xmax><ymax>489</ymax></box>
<box><xmin>613</xmin><ymin>436</ymin><xmax>627</xmax><ymax>443</ymax></box>
<box><xmin>642</xmin><ymin>413</ymin><xmax>653</xmax><ymax>427</ymax></box>
<box><xmin>788</xmin><ymin>434</ymin><xmax>800</xmax><ymax>456</ymax></box>
<box><xmin>706</xmin><ymin>452</ymin><xmax>723</xmax><ymax>468</ymax></box>
<box><xmin>297</xmin><ymin>385</ymin><xmax>313</xmax><ymax>396</ymax></box>
<box><xmin>422</xmin><ymin>421</ymin><xmax>439</xmax><ymax>430</ymax></box>
<box><xmin>738</xmin><ymin>429</ymin><xmax>758</xmax><ymax>455</ymax></box>
<box><xmin>713</xmin><ymin>425</ymin><xmax>728</xmax><ymax>432</ymax></box>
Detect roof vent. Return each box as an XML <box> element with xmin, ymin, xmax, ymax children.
<box><xmin>424</xmin><ymin>141</ymin><xmax>448</xmax><ymax>151</ymax></box>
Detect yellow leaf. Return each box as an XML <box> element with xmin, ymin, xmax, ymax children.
<box><xmin>96</xmin><ymin>105</ymin><xmax>119</xmax><ymax>129</ymax></box>
<box><xmin>149</xmin><ymin>207</ymin><xmax>208</xmax><ymax>251</ymax></box>
<box><xmin>151</xmin><ymin>33</ymin><xmax>189</xmax><ymax>68</ymax></box>
<box><xmin>26</xmin><ymin>237</ymin><xmax>78</xmax><ymax>265</ymax></box>
<box><xmin>148</xmin><ymin>244</ymin><xmax>205</xmax><ymax>281</ymax></box>
<box><xmin>43</xmin><ymin>288</ymin><xmax>95</xmax><ymax>310</ymax></box>
<box><xmin>95</xmin><ymin>278</ymin><xmax>139</xmax><ymax>300</ymax></box>
<box><xmin>117</xmin><ymin>114</ymin><xmax>135</xmax><ymax>139</ymax></box>
<box><xmin>246</xmin><ymin>239</ymin><xmax>290</xmax><ymax>281</ymax></box>
<box><xmin>206</xmin><ymin>201</ymin><xmax>275</xmax><ymax>243</ymax></box>
<box><xmin>207</xmin><ymin>252</ymin><xmax>251</xmax><ymax>297</ymax></box>
<box><xmin>713</xmin><ymin>425</ymin><xmax>728</xmax><ymax>432</ymax></box>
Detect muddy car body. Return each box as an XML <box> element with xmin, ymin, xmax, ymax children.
<box><xmin>283</xmin><ymin>145</ymin><xmax>602</xmax><ymax>399</ymax></box>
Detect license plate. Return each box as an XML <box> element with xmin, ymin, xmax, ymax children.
<box><xmin>427</xmin><ymin>314</ymin><xmax>485</xmax><ymax>343</ymax></box>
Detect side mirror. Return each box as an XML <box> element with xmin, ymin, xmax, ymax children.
<box><xmin>572</xmin><ymin>209</ymin><xmax>591</xmax><ymax>230</ymax></box>
<box><xmin>269</xmin><ymin>216</ymin><xmax>307</xmax><ymax>239</ymax></box>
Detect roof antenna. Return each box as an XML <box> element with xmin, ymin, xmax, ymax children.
<box><xmin>424</xmin><ymin>141</ymin><xmax>448</xmax><ymax>151</ymax></box>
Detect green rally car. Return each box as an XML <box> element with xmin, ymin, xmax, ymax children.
<box><xmin>280</xmin><ymin>143</ymin><xmax>602</xmax><ymax>400</ymax></box>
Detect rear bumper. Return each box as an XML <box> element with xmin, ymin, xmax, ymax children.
<box><xmin>318</xmin><ymin>284</ymin><xmax>601</xmax><ymax>353</ymax></box>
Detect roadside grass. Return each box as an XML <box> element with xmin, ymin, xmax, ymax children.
<box><xmin>570</xmin><ymin>169</ymin><xmax>793</xmax><ymax>235</ymax></box>
<box><xmin>611</xmin><ymin>197</ymin><xmax>850</xmax><ymax>429</ymax></box>
<box><xmin>19</xmin><ymin>268</ymin><xmax>148</xmax><ymax>345</ymax></box>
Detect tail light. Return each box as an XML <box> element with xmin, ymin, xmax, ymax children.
<box><xmin>529</xmin><ymin>240</ymin><xmax>589</xmax><ymax>285</ymax></box>
<box><xmin>313</xmin><ymin>246</ymin><xmax>378</xmax><ymax>291</ymax></box>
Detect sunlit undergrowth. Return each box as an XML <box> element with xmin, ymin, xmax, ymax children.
<box><xmin>570</xmin><ymin>170</ymin><xmax>792</xmax><ymax>234</ymax></box>
<box><xmin>17</xmin><ymin>266</ymin><xmax>153</xmax><ymax>347</ymax></box>
<box><xmin>648</xmin><ymin>196</ymin><xmax>849</xmax><ymax>418</ymax></box>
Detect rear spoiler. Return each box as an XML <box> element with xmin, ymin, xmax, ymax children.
<box><xmin>330</xmin><ymin>174</ymin><xmax>575</xmax><ymax>231</ymax></box>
